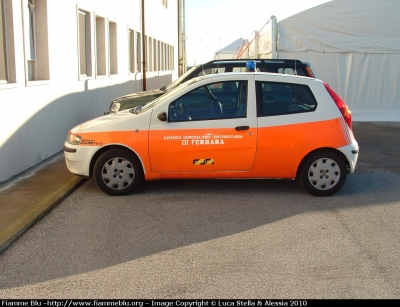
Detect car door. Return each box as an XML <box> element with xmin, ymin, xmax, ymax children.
<box><xmin>148</xmin><ymin>77</ymin><xmax>257</xmax><ymax>173</ymax></box>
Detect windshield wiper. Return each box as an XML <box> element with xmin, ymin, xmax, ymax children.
<box><xmin>129</xmin><ymin>105</ymin><xmax>142</xmax><ymax>114</ymax></box>
<box><xmin>130</xmin><ymin>100</ymin><xmax>154</xmax><ymax>114</ymax></box>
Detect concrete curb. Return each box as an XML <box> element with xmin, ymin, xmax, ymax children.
<box><xmin>0</xmin><ymin>154</ymin><xmax>85</xmax><ymax>255</ymax></box>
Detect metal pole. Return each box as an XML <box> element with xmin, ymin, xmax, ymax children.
<box><xmin>178</xmin><ymin>0</ymin><xmax>186</xmax><ymax>77</ymax></box>
<box><xmin>178</xmin><ymin>0</ymin><xmax>181</xmax><ymax>76</ymax></box>
<box><xmin>182</xmin><ymin>0</ymin><xmax>186</xmax><ymax>74</ymax></box>
<box><xmin>271</xmin><ymin>15</ymin><xmax>277</xmax><ymax>59</ymax></box>
<box><xmin>141</xmin><ymin>0</ymin><xmax>146</xmax><ymax>90</ymax></box>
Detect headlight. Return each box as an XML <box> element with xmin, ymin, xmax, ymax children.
<box><xmin>109</xmin><ymin>101</ymin><xmax>121</xmax><ymax>113</ymax></box>
<box><xmin>67</xmin><ymin>133</ymin><xmax>82</xmax><ymax>145</ymax></box>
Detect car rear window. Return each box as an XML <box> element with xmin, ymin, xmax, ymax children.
<box><xmin>256</xmin><ymin>81</ymin><xmax>317</xmax><ymax>117</ymax></box>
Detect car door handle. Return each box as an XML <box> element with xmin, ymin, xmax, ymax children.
<box><xmin>235</xmin><ymin>126</ymin><xmax>249</xmax><ymax>131</ymax></box>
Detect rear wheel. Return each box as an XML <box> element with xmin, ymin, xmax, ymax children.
<box><xmin>299</xmin><ymin>151</ymin><xmax>347</xmax><ymax>197</ymax></box>
<box><xmin>94</xmin><ymin>148</ymin><xmax>143</xmax><ymax>196</ymax></box>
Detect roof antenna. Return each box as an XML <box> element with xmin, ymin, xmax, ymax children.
<box><xmin>216</xmin><ymin>36</ymin><xmax>222</xmax><ymax>73</ymax></box>
<box><xmin>199</xmin><ymin>39</ymin><xmax>205</xmax><ymax>75</ymax></box>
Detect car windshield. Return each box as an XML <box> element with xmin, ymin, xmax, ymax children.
<box><xmin>164</xmin><ymin>65</ymin><xmax>200</xmax><ymax>91</ymax></box>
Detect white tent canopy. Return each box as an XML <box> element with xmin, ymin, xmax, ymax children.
<box><xmin>279</xmin><ymin>0</ymin><xmax>400</xmax><ymax>54</ymax></box>
<box><xmin>214</xmin><ymin>38</ymin><xmax>245</xmax><ymax>60</ymax></box>
<box><xmin>218</xmin><ymin>0</ymin><xmax>400</xmax><ymax>120</ymax></box>
<box><xmin>276</xmin><ymin>0</ymin><xmax>400</xmax><ymax>121</ymax></box>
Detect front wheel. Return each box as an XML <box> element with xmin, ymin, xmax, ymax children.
<box><xmin>299</xmin><ymin>151</ymin><xmax>347</xmax><ymax>197</ymax></box>
<box><xmin>93</xmin><ymin>148</ymin><xmax>143</xmax><ymax>196</ymax></box>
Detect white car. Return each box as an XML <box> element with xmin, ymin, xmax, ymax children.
<box><xmin>64</xmin><ymin>72</ymin><xmax>359</xmax><ymax>197</ymax></box>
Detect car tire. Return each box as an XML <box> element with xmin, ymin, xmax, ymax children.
<box><xmin>93</xmin><ymin>148</ymin><xmax>143</xmax><ymax>196</ymax></box>
<box><xmin>299</xmin><ymin>151</ymin><xmax>347</xmax><ymax>197</ymax></box>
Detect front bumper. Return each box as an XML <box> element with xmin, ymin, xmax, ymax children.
<box><xmin>63</xmin><ymin>141</ymin><xmax>98</xmax><ymax>177</ymax></box>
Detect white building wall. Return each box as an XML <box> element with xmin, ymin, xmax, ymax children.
<box><xmin>0</xmin><ymin>0</ymin><xmax>178</xmax><ymax>183</ymax></box>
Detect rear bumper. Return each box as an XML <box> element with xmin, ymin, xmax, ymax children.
<box><xmin>338</xmin><ymin>142</ymin><xmax>359</xmax><ymax>174</ymax></box>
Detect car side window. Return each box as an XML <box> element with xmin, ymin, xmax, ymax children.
<box><xmin>168</xmin><ymin>81</ymin><xmax>248</xmax><ymax>122</ymax></box>
<box><xmin>256</xmin><ymin>81</ymin><xmax>317</xmax><ymax>117</ymax></box>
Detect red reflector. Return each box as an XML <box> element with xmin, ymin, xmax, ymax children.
<box><xmin>324</xmin><ymin>82</ymin><xmax>352</xmax><ymax>129</ymax></box>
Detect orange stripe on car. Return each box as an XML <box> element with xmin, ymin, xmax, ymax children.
<box><xmin>76</xmin><ymin>117</ymin><xmax>349</xmax><ymax>180</ymax></box>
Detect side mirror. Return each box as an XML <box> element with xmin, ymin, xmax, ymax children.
<box><xmin>157</xmin><ymin>112</ymin><xmax>167</xmax><ymax>122</ymax></box>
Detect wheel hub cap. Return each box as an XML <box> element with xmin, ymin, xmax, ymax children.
<box><xmin>308</xmin><ymin>158</ymin><xmax>340</xmax><ymax>190</ymax></box>
<box><xmin>101</xmin><ymin>157</ymin><xmax>135</xmax><ymax>190</ymax></box>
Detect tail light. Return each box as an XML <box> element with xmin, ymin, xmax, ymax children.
<box><xmin>323</xmin><ymin>82</ymin><xmax>352</xmax><ymax>129</ymax></box>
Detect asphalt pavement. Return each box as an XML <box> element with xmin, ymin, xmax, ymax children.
<box><xmin>0</xmin><ymin>121</ymin><xmax>399</xmax><ymax>256</ymax></box>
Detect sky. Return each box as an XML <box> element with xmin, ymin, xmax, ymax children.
<box><xmin>184</xmin><ymin>0</ymin><xmax>332</xmax><ymax>66</ymax></box>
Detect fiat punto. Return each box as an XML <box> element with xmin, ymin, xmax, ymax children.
<box><xmin>64</xmin><ymin>72</ymin><xmax>359</xmax><ymax>197</ymax></box>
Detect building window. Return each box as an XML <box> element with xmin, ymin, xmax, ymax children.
<box><xmin>22</xmin><ymin>0</ymin><xmax>49</xmax><ymax>82</ymax></box>
<box><xmin>162</xmin><ymin>42</ymin><xmax>165</xmax><ymax>71</ymax></box>
<box><xmin>157</xmin><ymin>40</ymin><xmax>160</xmax><ymax>72</ymax></box>
<box><xmin>148</xmin><ymin>36</ymin><xmax>152</xmax><ymax>72</ymax></box>
<box><xmin>25</xmin><ymin>0</ymin><xmax>35</xmax><ymax>79</ymax></box>
<box><xmin>164</xmin><ymin>43</ymin><xmax>167</xmax><ymax>71</ymax></box>
<box><xmin>0</xmin><ymin>0</ymin><xmax>9</xmax><ymax>82</ymax></box>
<box><xmin>0</xmin><ymin>0</ymin><xmax>16</xmax><ymax>85</ymax></box>
<box><xmin>95</xmin><ymin>16</ymin><xmax>106</xmax><ymax>76</ymax></box>
<box><xmin>78</xmin><ymin>9</ymin><xmax>92</xmax><ymax>77</ymax></box>
<box><xmin>171</xmin><ymin>46</ymin><xmax>175</xmax><ymax>70</ymax></box>
<box><xmin>167</xmin><ymin>44</ymin><xmax>170</xmax><ymax>70</ymax></box>
<box><xmin>128</xmin><ymin>29</ymin><xmax>135</xmax><ymax>73</ymax></box>
<box><xmin>166</xmin><ymin>44</ymin><xmax>168</xmax><ymax>70</ymax></box>
<box><xmin>169</xmin><ymin>44</ymin><xmax>172</xmax><ymax>70</ymax></box>
<box><xmin>153</xmin><ymin>39</ymin><xmax>157</xmax><ymax>71</ymax></box>
<box><xmin>136</xmin><ymin>31</ymin><xmax>141</xmax><ymax>73</ymax></box>
<box><xmin>109</xmin><ymin>21</ymin><xmax>117</xmax><ymax>75</ymax></box>
<box><xmin>143</xmin><ymin>35</ymin><xmax>147</xmax><ymax>72</ymax></box>
<box><xmin>159</xmin><ymin>41</ymin><xmax>163</xmax><ymax>71</ymax></box>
